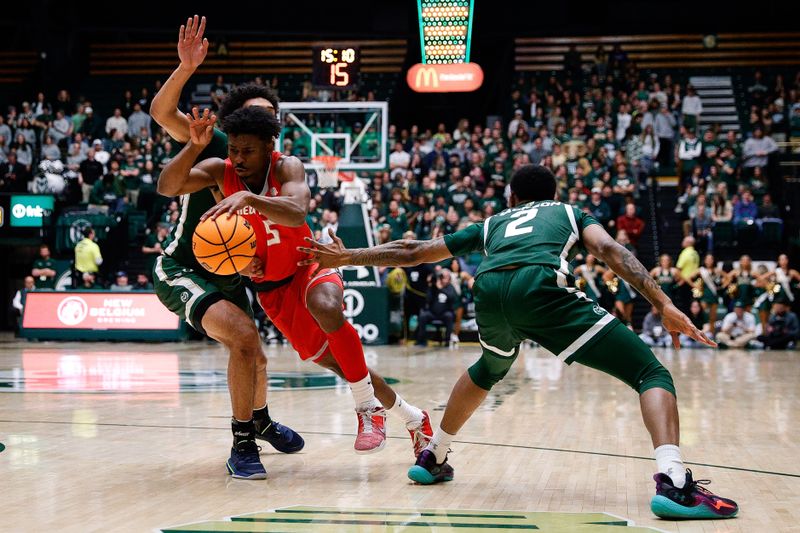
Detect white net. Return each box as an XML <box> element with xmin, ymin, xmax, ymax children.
<box><xmin>313</xmin><ymin>156</ymin><xmax>341</xmax><ymax>188</ymax></box>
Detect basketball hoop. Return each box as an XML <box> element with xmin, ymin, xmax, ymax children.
<box><xmin>312</xmin><ymin>155</ymin><xmax>342</xmax><ymax>189</ymax></box>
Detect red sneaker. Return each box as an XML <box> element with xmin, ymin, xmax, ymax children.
<box><xmin>354</xmin><ymin>406</ymin><xmax>386</xmax><ymax>454</ymax></box>
<box><xmin>407</xmin><ymin>410</ymin><xmax>433</xmax><ymax>457</ymax></box>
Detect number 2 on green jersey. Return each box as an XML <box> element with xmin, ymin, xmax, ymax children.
<box><xmin>504</xmin><ymin>208</ymin><xmax>538</xmax><ymax>238</ymax></box>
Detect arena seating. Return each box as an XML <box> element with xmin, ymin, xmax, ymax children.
<box><xmin>0</xmin><ymin>50</ymin><xmax>38</xmax><ymax>84</ymax></box>
<box><xmin>514</xmin><ymin>32</ymin><xmax>800</xmax><ymax>71</ymax></box>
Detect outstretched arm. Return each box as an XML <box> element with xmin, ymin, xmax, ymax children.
<box><xmin>298</xmin><ymin>229</ymin><xmax>453</xmax><ymax>270</ymax></box>
<box><xmin>582</xmin><ymin>223</ymin><xmax>715</xmax><ymax>347</ymax></box>
<box><xmin>150</xmin><ymin>15</ymin><xmax>208</xmax><ymax>142</ymax></box>
<box><xmin>584</xmin><ymin>224</ymin><xmax>668</xmax><ymax>309</ymax></box>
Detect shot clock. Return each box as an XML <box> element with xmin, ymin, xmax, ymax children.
<box><xmin>312</xmin><ymin>45</ymin><xmax>360</xmax><ymax>90</ymax></box>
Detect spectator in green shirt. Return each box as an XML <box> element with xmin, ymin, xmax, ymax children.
<box><xmin>383</xmin><ymin>200</ymin><xmax>408</xmax><ymax>241</ymax></box>
<box><xmin>90</xmin><ymin>173</ymin><xmax>126</xmax><ymax>213</ymax></box>
<box><xmin>141</xmin><ymin>223</ymin><xmax>171</xmax><ymax>274</ymax></box>
<box><xmin>479</xmin><ymin>185</ymin><xmax>504</xmax><ymax>213</ymax></box>
<box><xmin>305</xmin><ymin>197</ymin><xmax>323</xmax><ymax>234</ymax></box>
<box><xmin>701</xmin><ymin>129</ymin><xmax>719</xmax><ymax>160</ymax></box>
<box><xmin>121</xmin><ymin>152</ymin><xmax>141</xmax><ymax>205</ymax></box>
<box><xmin>31</xmin><ymin>244</ymin><xmax>57</xmax><ymax>289</ymax></box>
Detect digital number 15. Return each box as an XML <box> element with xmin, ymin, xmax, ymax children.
<box><xmin>329</xmin><ymin>63</ymin><xmax>349</xmax><ymax>87</ymax></box>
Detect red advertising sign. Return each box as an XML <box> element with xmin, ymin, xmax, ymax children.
<box><xmin>407</xmin><ymin>62</ymin><xmax>484</xmax><ymax>93</ymax></box>
<box><xmin>21</xmin><ymin>292</ymin><xmax>180</xmax><ymax>330</ymax></box>
<box><xmin>22</xmin><ymin>351</ymin><xmax>180</xmax><ymax>392</ymax></box>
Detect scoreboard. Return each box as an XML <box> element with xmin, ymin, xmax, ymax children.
<box><xmin>312</xmin><ymin>45</ymin><xmax>360</xmax><ymax>90</ymax></box>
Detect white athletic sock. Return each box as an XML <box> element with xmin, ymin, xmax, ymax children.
<box><xmin>385</xmin><ymin>394</ymin><xmax>424</xmax><ymax>428</ymax></box>
<box><xmin>350</xmin><ymin>375</ymin><xmax>380</xmax><ymax>410</ymax></box>
<box><xmin>425</xmin><ymin>427</ymin><xmax>455</xmax><ymax>464</ymax></box>
<box><xmin>654</xmin><ymin>444</ymin><xmax>686</xmax><ymax>488</ymax></box>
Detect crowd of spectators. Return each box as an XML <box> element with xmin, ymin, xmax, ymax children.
<box><xmin>3</xmin><ymin>60</ymin><xmax>798</xmax><ymax>340</ymax></box>
<box><xmin>675</xmin><ymin>69</ymin><xmax>800</xmax><ymax>254</ymax></box>
<box><xmin>628</xmin><ymin>246</ymin><xmax>800</xmax><ymax>349</ymax></box>
<box><xmin>0</xmin><ymin>84</ymin><xmax>178</xmax><ymax>302</ymax></box>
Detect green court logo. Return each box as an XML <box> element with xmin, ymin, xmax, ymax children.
<box><xmin>162</xmin><ymin>506</ymin><xmax>662</xmax><ymax>532</ymax></box>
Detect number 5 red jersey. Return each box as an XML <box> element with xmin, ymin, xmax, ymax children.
<box><xmin>221</xmin><ymin>154</ymin><xmax>312</xmax><ymax>282</ymax></box>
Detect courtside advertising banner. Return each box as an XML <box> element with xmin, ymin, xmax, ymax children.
<box><xmin>22</xmin><ymin>292</ymin><xmax>180</xmax><ymax>331</ymax></box>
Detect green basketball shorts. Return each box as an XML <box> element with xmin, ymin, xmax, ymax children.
<box><xmin>153</xmin><ymin>255</ymin><xmax>252</xmax><ymax>335</ymax></box>
<box><xmin>468</xmin><ymin>265</ymin><xmax>674</xmax><ymax>396</ymax></box>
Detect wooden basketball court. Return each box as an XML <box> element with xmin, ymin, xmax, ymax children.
<box><xmin>1</xmin><ymin>338</ymin><xmax>797</xmax><ymax>532</ymax></box>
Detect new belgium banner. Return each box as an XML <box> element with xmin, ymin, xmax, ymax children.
<box><xmin>20</xmin><ymin>291</ymin><xmax>185</xmax><ymax>341</ymax></box>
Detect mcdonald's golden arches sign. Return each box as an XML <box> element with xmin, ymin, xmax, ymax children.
<box><xmin>407</xmin><ymin>63</ymin><xmax>484</xmax><ymax>93</ymax></box>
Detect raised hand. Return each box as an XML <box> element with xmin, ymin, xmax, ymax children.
<box><xmin>187</xmin><ymin>107</ymin><xmax>217</xmax><ymax>148</ymax></box>
<box><xmin>177</xmin><ymin>15</ymin><xmax>208</xmax><ymax>71</ymax></box>
<box><xmin>661</xmin><ymin>302</ymin><xmax>717</xmax><ymax>349</ymax></box>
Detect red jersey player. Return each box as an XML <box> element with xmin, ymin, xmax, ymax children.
<box><xmin>161</xmin><ymin>104</ymin><xmax>432</xmax><ymax>456</ymax></box>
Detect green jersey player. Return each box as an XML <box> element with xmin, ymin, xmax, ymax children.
<box><xmin>299</xmin><ymin>164</ymin><xmax>738</xmax><ymax>520</ymax></box>
<box><xmin>150</xmin><ymin>15</ymin><xmax>303</xmax><ymax>480</ymax></box>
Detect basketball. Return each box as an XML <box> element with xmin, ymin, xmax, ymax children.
<box><xmin>192</xmin><ymin>214</ymin><xmax>257</xmax><ymax>275</ymax></box>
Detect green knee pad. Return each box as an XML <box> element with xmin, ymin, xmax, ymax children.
<box><xmin>467</xmin><ymin>349</ymin><xmax>519</xmax><ymax>391</ymax></box>
<box><xmin>575</xmin><ymin>322</ymin><xmax>676</xmax><ymax>397</ymax></box>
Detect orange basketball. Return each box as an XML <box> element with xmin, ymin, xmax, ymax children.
<box><xmin>192</xmin><ymin>213</ymin><xmax>257</xmax><ymax>275</ymax></box>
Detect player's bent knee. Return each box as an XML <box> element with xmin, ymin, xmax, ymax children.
<box><xmin>217</xmin><ymin>319</ymin><xmax>262</xmax><ymax>357</ymax></box>
<box><xmin>307</xmin><ymin>294</ymin><xmax>345</xmax><ymax>332</ymax></box>
<box><xmin>467</xmin><ymin>352</ymin><xmax>516</xmax><ymax>391</ymax></box>
<box><xmin>637</xmin><ymin>360</ymin><xmax>676</xmax><ymax>397</ymax></box>
<box><xmin>575</xmin><ymin>323</ymin><xmax>676</xmax><ymax>397</ymax></box>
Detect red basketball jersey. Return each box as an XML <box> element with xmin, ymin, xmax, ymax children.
<box><xmin>221</xmin><ymin>153</ymin><xmax>312</xmax><ymax>282</ymax></box>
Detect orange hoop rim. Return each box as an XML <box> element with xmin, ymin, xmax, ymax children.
<box><xmin>311</xmin><ymin>155</ymin><xmax>342</xmax><ymax>171</ymax></box>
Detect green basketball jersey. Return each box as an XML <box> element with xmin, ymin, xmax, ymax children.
<box><xmin>444</xmin><ymin>200</ymin><xmax>600</xmax><ymax>278</ymax></box>
<box><xmin>163</xmin><ymin>129</ymin><xmax>229</xmax><ymax>272</ymax></box>
<box><xmin>655</xmin><ymin>268</ymin><xmax>675</xmax><ymax>297</ymax></box>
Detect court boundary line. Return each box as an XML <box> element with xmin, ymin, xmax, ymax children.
<box><xmin>2</xmin><ymin>418</ymin><xmax>798</xmax><ymax>480</ymax></box>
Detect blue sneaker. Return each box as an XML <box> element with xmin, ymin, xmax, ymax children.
<box><xmin>226</xmin><ymin>440</ymin><xmax>267</xmax><ymax>480</ymax></box>
<box><xmin>407</xmin><ymin>449</ymin><xmax>454</xmax><ymax>485</ymax></box>
<box><xmin>254</xmin><ymin>418</ymin><xmax>304</xmax><ymax>453</ymax></box>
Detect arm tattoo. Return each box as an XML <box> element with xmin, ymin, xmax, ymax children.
<box><xmin>620</xmin><ymin>247</ymin><xmax>661</xmax><ymax>296</ymax></box>
<box><xmin>347</xmin><ymin>240</ymin><xmax>423</xmax><ymax>267</ymax></box>
<box><xmin>610</xmin><ymin>242</ymin><xmax>669</xmax><ymax>308</ymax></box>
